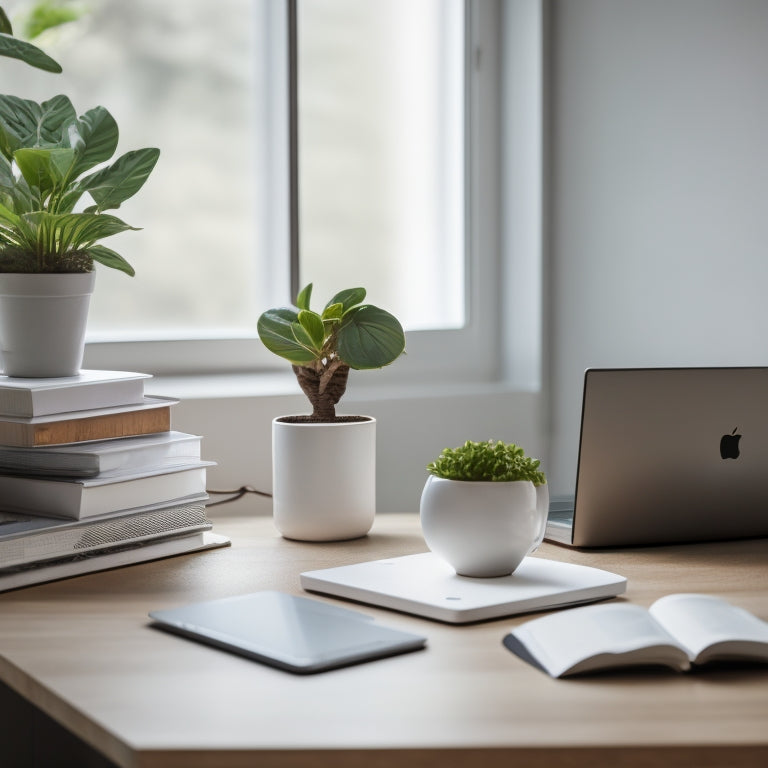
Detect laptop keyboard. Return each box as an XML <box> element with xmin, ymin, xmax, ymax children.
<box><xmin>547</xmin><ymin>498</ymin><xmax>575</xmax><ymax>526</ymax></box>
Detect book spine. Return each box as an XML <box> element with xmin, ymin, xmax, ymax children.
<box><xmin>0</xmin><ymin>503</ymin><xmax>210</xmax><ymax>568</ymax></box>
<box><xmin>0</xmin><ymin>532</ymin><xmax>229</xmax><ymax>592</ymax></box>
<box><xmin>0</xmin><ymin>390</ymin><xmax>30</xmax><ymax>418</ymax></box>
<box><xmin>32</xmin><ymin>407</ymin><xmax>171</xmax><ymax>447</ymax></box>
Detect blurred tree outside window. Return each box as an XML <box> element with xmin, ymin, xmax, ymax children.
<box><xmin>3</xmin><ymin>0</ymin><xmax>465</xmax><ymax>349</ymax></box>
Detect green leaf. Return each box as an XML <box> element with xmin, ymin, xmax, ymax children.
<box><xmin>76</xmin><ymin>147</ymin><xmax>159</xmax><ymax>211</ymax></box>
<box><xmin>298</xmin><ymin>309</ymin><xmax>325</xmax><ymax>350</ymax></box>
<box><xmin>14</xmin><ymin>146</ymin><xmax>75</xmax><ymax>193</ymax></box>
<box><xmin>336</xmin><ymin>305</ymin><xmax>405</xmax><ymax>369</ymax></box>
<box><xmin>0</xmin><ymin>199</ymin><xmax>21</xmax><ymax>227</ymax></box>
<box><xmin>22</xmin><ymin>2</ymin><xmax>81</xmax><ymax>39</ymax></box>
<box><xmin>0</xmin><ymin>9</ymin><xmax>12</xmax><ymax>35</ymax></box>
<box><xmin>257</xmin><ymin>308</ymin><xmax>320</xmax><ymax>365</ymax></box>
<box><xmin>322</xmin><ymin>302</ymin><xmax>343</xmax><ymax>320</ymax></box>
<box><xmin>19</xmin><ymin>211</ymin><xmax>137</xmax><ymax>255</ymax></box>
<box><xmin>0</xmin><ymin>32</ymin><xmax>62</xmax><ymax>72</ymax></box>
<box><xmin>327</xmin><ymin>287</ymin><xmax>366</xmax><ymax>313</ymax></box>
<box><xmin>0</xmin><ymin>157</ymin><xmax>40</xmax><ymax>213</ymax></box>
<box><xmin>296</xmin><ymin>283</ymin><xmax>312</xmax><ymax>311</ymax></box>
<box><xmin>0</xmin><ymin>94</ymin><xmax>75</xmax><ymax>158</ymax></box>
<box><xmin>0</xmin><ymin>152</ymin><xmax>14</xmax><ymax>187</ymax></box>
<box><xmin>88</xmin><ymin>244</ymin><xmax>134</xmax><ymax>276</ymax></box>
<box><xmin>67</xmin><ymin>106</ymin><xmax>119</xmax><ymax>178</ymax></box>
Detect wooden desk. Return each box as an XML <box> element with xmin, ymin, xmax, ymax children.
<box><xmin>0</xmin><ymin>510</ymin><xmax>767</xmax><ymax>768</ymax></box>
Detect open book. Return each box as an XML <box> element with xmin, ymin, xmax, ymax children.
<box><xmin>504</xmin><ymin>594</ymin><xmax>768</xmax><ymax>677</ymax></box>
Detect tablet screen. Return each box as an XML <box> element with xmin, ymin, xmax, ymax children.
<box><xmin>149</xmin><ymin>591</ymin><xmax>427</xmax><ymax>673</ymax></box>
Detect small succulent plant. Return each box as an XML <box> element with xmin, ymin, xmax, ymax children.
<box><xmin>427</xmin><ymin>440</ymin><xmax>546</xmax><ymax>485</ymax></box>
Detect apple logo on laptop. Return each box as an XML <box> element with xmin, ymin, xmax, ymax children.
<box><xmin>720</xmin><ymin>428</ymin><xmax>741</xmax><ymax>460</ymax></box>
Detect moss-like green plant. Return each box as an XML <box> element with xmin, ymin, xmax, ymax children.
<box><xmin>427</xmin><ymin>440</ymin><xmax>546</xmax><ymax>485</ymax></box>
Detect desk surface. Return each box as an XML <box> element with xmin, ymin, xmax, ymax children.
<box><xmin>0</xmin><ymin>510</ymin><xmax>767</xmax><ymax>768</ymax></box>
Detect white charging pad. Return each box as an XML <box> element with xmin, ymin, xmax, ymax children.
<box><xmin>301</xmin><ymin>552</ymin><xmax>627</xmax><ymax>624</ymax></box>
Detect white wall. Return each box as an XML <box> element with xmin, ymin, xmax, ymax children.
<box><xmin>547</xmin><ymin>0</ymin><xmax>768</xmax><ymax>494</ymax></box>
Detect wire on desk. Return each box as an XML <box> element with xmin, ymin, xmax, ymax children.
<box><xmin>205</xmin><ymin>485</ymin><xmax>273</xmax><ymax>507</ymax></box>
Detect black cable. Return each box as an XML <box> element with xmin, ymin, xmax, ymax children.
<box><xmin>205</xmin><ymin>485</ymin><xmax>273</xmax><ymax>507</ymax></box>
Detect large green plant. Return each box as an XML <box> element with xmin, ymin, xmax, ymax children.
<box><xmin>0</xmin><ymin>94</ymin><xmax>159</xmax><ymax>274</ymax></box>
<box><xmin>258</xmin><ymin>283</ymin><xmax>406</xmax><ymax>421</ymax></box>
<box><xmin>427</xmin><ymin>440</ymin><xmax>546</xmax><ymax>485</ymax></box>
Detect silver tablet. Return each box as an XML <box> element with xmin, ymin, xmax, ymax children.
<box><xmin>149</xmin><ymin>590</ymin><xmax>427</xmax><ymax>674</ymax></box>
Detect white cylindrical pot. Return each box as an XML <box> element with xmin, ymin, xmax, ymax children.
<box><xmin>0</xmin><ymin>272</ymin><xmax>95</xmax><ymax>377</ymax></box>
<box><xmin>272</xmin><ymin>416</ymin><xmax>376</xmax><ymax>541</ymax></box>
<box><xmin>420</xmin><ymin>476</ymin><xmax>549</xmax><ymax>577</ymax></box>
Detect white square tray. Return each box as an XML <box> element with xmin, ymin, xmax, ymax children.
<box><xmin>301</xmin><ymin>552</ymin><xmax>627</xmax><ymax>624</ymax></box>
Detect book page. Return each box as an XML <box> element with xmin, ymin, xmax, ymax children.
<box><xmin>508</xmin><ymin>602</ymin><xmax>689</xmax><ymax>677</ymax></box>
<box><xmin>649</xmin><ymin>594</ymin><xmax>768</xmax><ymax>664</ymax></box>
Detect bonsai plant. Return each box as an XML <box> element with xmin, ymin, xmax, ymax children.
<box><xmin>257</xmin><ymin>283</ymin><xmax>405</xmax><ymax>421</ymax></box>
<box><xmin>257</xmin><ymin>283</ymin><xmax>405</xmax><ymax>541</ymax></box>
<box><xmin>0</xmin><ymin>7</ymin><xmax>160</xmax><ymax>377</ymax></box>
<box><xmin>421</xmin><ymin>440</ymin><xmax>549</xmax><ymax>577</ymax></box>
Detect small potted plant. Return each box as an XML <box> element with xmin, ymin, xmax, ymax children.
<box><xmin>420</xmin><ymin>440</ymin><xmax>548</xmax><ymax>577</ymax></box>
<box><xmin>257</xmin><ymin>283</ymin><xmax>405</xmax><ymax>541</ymax></box>
<box><xmin>0</xmin><ymin>8</ymin><xmax>159</xmax><ymax>377</ymax></box>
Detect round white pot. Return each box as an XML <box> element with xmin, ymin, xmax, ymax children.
<box><xmin>272</xmin><ymin>415</ymin><xmax>376</xmax><ymax>541</ymax></box>
<box><xmin>0</xmin><ymin>272</ymin><xmax>95</xmax><ymax>378</ymax></box>
<box><xmin>419</xmin><ymin>476</ymin><xmax>549</xmax><ymax>577</ymax></box>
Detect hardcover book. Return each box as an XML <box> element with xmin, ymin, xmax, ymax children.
<box><xmin>0</xmin><ymin>530</ymin><xmax>230</xmax><ymax>593</ymax></box>
<box><xmin>0</xmin><ymin>431</ymin><xmax>202</xmax><ymax>477</ymax></box>
<box><xmin>0</xmin><ymin>396</ymin><xmax>177</xmax><ymax>447</ymax></box>
<box><xmin>504</xmin><ymin>593</ymin><xmax>768</xmax><ymax>677</ymax></box>
<box><xmin>0</xmin><ymin>461</ymin><xmax>213</xmax><ymax>519</ymax></box>
<box><xmin>0</xmin><ymin>500</ymin><xmax>211</xmax><ymax>569</ymax></box>
<box><xmin>0</xmin><ymin>370</ymin><xmax>150</xmax><ymax>418</ymax></box>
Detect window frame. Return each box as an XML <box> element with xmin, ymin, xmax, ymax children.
<box><xmin>83</xmin><ymin>0</ymin><xmax>504</xmax><ymax>385</ymax></box>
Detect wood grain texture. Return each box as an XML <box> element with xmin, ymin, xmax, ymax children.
<box><xmin>0</xmin><ymin>508</ymin><xmax>766</xmax><ymax>768</ymax></box>
<box><xmin>0</xmin><ymin>406</ymin><xmax>171</xmax><ymax>447</ymax></box>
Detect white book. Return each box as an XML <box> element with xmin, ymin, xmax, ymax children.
<box><xmin>0</xmin><ymin>461</ymin><xmax>213</xmax><ymax>519</ymax></box>
<box><xmin>0</xmin><ymin>370</ymin><xmax>150</xmax><ymax>418</ymax></box>
<box><xmin>0</xmin><ymin>431</ymin><xmax>202</xmax><ymax>477</ymax></box>
<box><xmin>0</xmin><ymin>531</ymin><xmax>231</xmax><ymax>593</ymax></box>
<box><xmin>0</xmin><ymin>500</ymin><xmax>211</xmax><ymax>569</ymax></box>
<box><xmin>504</xmin><ymin>594</ymin><xmax>768</xmax><ymax>677</ymax></box>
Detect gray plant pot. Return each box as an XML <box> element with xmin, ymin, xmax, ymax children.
<box><xmin>0</xmin><ymin>272</ymin><xmax>96</xmax><ymax>378</ymax></box>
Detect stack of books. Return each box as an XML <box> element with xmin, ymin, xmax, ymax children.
<box><xmin>0</xmin><ymin>370</ymin><xmax>229</xmax><ymax>591</ymax></box>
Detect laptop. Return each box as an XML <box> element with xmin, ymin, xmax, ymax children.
<box><xmin>545</xmin><ymin>367</ymin><xmax>768</xmax><ymax>548</ymax></box>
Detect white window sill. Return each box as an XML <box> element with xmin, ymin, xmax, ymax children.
<box><xmin>147</xmin><ymin>372</ymin><xmax>547</xmax><ymax>514</ymax></box>
<box><xmin>145</xmin><ymin>371</ymin><xmax>540</xmax><ymax>403</ymax></box>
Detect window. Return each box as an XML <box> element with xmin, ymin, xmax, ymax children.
<box><xmin>8</xmin><ymin>0</ymin><xmax>501</xmax><ymax>381</ymax></box>
<box><xmin>297</xmin><ymin>0</ymin><xmax>465</xmax><ymax>331</ymax></box>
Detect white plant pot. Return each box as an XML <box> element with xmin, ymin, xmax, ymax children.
<box><xmin>0</xmin><ymin>272</ymin><xmax>95</xmax><ymax>378</ymax></box>
<box><xmin>272</xmin><ymin>415</ymin><xmax>376</xmax><ymax>541</ymax></box>
<box><xmin>419</xmin><ymin>476</ymin><xmax>549</xmax><ymax>577</ymax></box>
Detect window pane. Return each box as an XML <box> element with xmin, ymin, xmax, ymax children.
<box><xmin>297</xmin><ymin>0</ymin><xmax>465</xmax><ymax>330</ymax></box>
<box><xmin>6</xmin><ymin>0</ymin><xmax>278</xmax><ymax>339</ymax></box>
